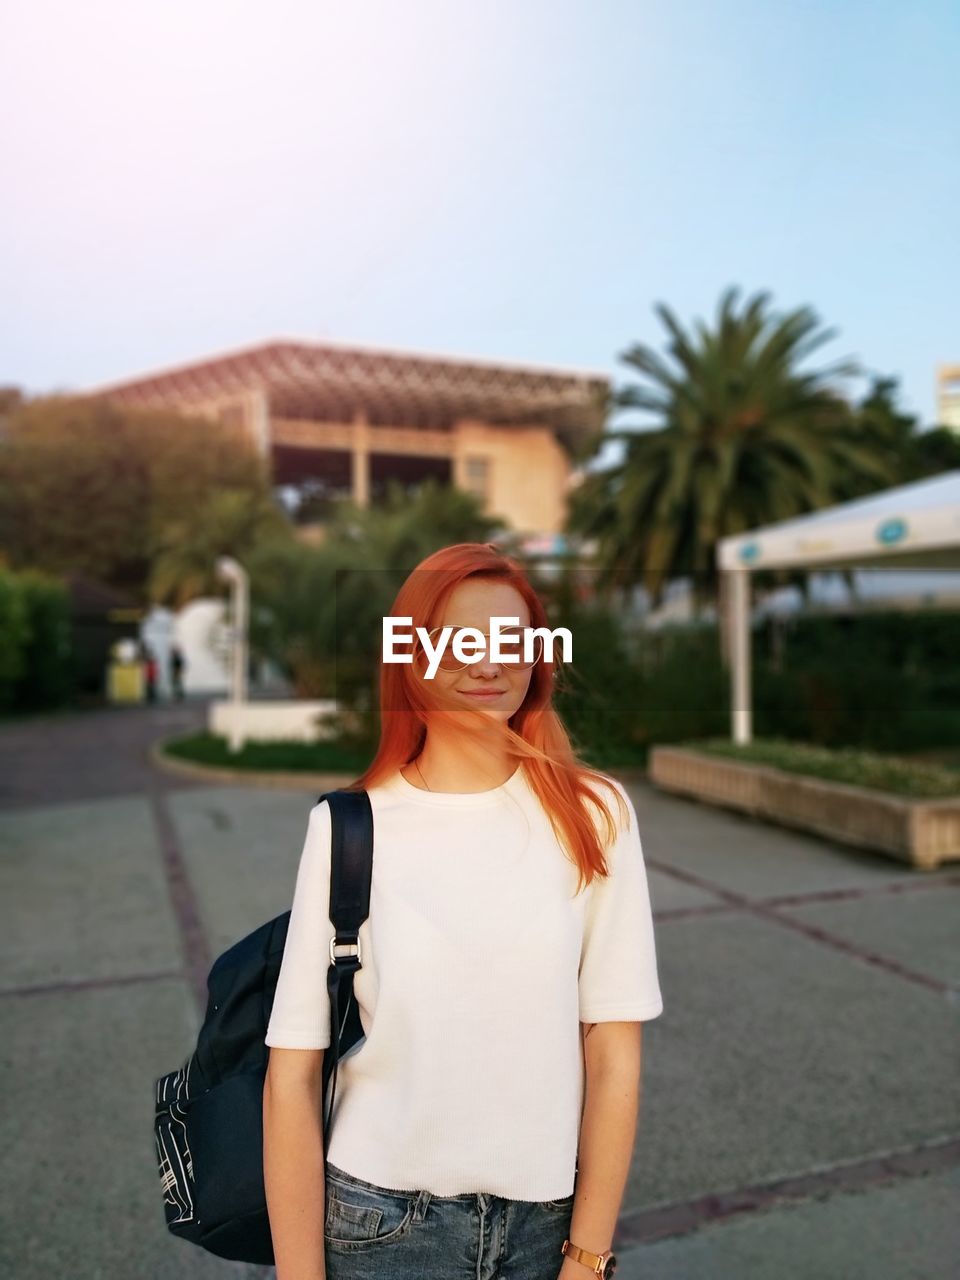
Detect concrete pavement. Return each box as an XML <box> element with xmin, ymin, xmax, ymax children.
<box><xmin>1</xmin><ymin>702</ymin><xmax>957</xmax><ymax>1278</ymax></box>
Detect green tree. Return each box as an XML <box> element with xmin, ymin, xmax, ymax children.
<box><xmin>0</xmin><ymin>569</ymin><xmax>30</xmax><ymax>709</ymax></box>
<box><xmin>0</xmin><ymin>394</ymin><xmax>280</xmax><ymax>602</ymax></box>
<box><xmin>0</xmin><ymin>395</ymin><xmax>153</xmax><ymax>589</ymax></box>
<box><xmin>149</xmin><ymin>487</ymin><xmax>291</xmax><ymax>607</ymax></box>
<box><xmin>909</xmin><ymin>423</ymin><xmax>960</xmax><ymax>476</ymax></box>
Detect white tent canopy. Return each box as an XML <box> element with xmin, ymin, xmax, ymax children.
<box><xmin>715</xmin><ymin>470</ymin><xmax>960</xmax><ymax>742</ymax></box>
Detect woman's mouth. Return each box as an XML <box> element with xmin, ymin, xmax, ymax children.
<box><xmin>459</xmin><ymin>690</ymin><xmax>506</xmax><ymax>700</ymax></box>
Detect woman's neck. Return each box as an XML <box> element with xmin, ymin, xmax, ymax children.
<box><xmin>403</xmin><ymin>732</ymin><xmax>516</xmax><ymax>793</ymax></box>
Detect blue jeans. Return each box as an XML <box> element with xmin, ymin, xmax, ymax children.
<box><xmin>324</xmin><ymin>1160</ymin><xmax>576</xmax><ymax>1280</ymax></box>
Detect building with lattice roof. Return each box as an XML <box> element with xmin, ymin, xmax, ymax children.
<box><xmin>81</xmin><ymin>336</ymin><xmax>610</xmax><ymax>542</ymax></box>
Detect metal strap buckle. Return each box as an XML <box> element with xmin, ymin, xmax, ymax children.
<box><xmin>329</xmin><ymin>935</ymin><xmax>362</xmax><ymax>965</ymax></box>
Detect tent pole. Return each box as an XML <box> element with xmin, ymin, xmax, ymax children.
<box><xmin>730</xmin><ymin>568</ymin><xmax>752</xmax><ymax>744</ymax></box>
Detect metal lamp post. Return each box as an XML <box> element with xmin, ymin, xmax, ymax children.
<box><xmin>216</xmin><ymin>556</ymin><xmax>249</xmax><ymax>752</ymax></box>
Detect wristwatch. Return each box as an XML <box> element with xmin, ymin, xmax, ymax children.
<box><xmin>561</xmin><ymin>1238</ymin><xmax>617</xmax><ymax>1277</ymax></box>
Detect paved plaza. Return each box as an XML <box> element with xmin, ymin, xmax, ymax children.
<box><xmin>1</xmin><ymin>702</ymin><xmax>957</xmax><ymax>1279</ymax></box>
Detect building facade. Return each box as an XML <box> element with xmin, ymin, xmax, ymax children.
<box><xmin>83</xmin><ymin>337</ymin><xmax>610</xmax><ymax>542</ymax></box>
<box><xmin>936</xmin><ymin>363</ymin><xmax>960</xmax><ymax>431</ymax></box>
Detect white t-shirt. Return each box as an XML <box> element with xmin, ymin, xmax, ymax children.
<box><xmin>264</xmin><ymin>764</ymin><xmax>663</xmax><ymax>1201</ymax></box>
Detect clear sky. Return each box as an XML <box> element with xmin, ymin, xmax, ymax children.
<box><xmin>2</xmin><ymin>0</ymin><xmax>957</xmax><ymax>427</ymax></box>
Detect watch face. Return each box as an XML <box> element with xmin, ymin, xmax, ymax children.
<box><xmin>602</xmin><ymin>1254</ymin><xmax>617</xmax><ymax>1278</ymax></box>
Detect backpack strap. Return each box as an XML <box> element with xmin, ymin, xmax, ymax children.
<box><xmin>316</xmin><ymin>789</ymin><xmax>373</xmax><ymax>1154</ymax></box>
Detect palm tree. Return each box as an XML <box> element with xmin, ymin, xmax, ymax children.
<box><xmin>568</xmin><ymin>286</ymin><xmax>901</xmax><ymax>616</ymax></box>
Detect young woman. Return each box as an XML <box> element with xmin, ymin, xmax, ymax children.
<box><xmin>263</xmin><ymin>542</ymin><xmax>663</xmax><ymax>1280</ymax></box>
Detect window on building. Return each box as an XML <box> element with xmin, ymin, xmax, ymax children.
<box><xmin>464</xmin><ymin>455</ymin><xmax>490</xmax><ymax>500</ymax></box>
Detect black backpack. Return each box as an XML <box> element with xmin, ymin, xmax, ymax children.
<box><xmin>153</xmin><ymin>788</ymin><xmax>373</xmax><ymax>1266</ymax></box>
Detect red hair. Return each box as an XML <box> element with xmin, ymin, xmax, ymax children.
<box><xmin>347</xmin><ymin>541</ymin><xmax>629</xmax><ymax>893</ymax></box>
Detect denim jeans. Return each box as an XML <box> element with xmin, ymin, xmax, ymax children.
<box><xmin>323</xmin><ymin>1160</ymin><xmax>576</xmax><ymax>1280</ymax></box>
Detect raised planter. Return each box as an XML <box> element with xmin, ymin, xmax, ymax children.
<box><xmin>208</xmin><ymin>698</ymin><xmax>339</xmax><ymax>744</ymax></box>
<box><xmin>648</xmin><ymin>746</ymin><xmax>960</xmax><ymax>871</ymax></box>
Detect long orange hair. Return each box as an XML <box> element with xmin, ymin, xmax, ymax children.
<box><xmin>346</xmin><ymin>541</ymin><xmax>629</xmax><ymax>894</ymax></box>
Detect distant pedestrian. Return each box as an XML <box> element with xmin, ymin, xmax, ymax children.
<box><xmin>169</xmin><ymin>644</ymin><xmax>185</xmax><ymax>701</ymax></box>
<box><xmin>142</xmin><ymin>644</ymin><xmax>158</xmax><ymax>704</ymax></box>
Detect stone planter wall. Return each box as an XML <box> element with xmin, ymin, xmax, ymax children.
<box><xmin>648</xmin><ymin>746</ymin><xmax>960</xmax><ymax>871</ymax></box>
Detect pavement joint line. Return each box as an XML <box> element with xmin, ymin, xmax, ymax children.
<box><xmin>756</xmin><ymin>905</ymin><xmax>957</xmax><ymax>996</ymax></box>
<box><xmin>5</xmin><ymin>862</ymin><xmax>952</xmax><ymax>1002</ymax></box>
<box><xmin>148</xmin><ymin>783</ymin><xmax>212</xmax><ymax>1014</ymax></box>
<box><xmin>762</xmin><ymin>872</ymin><xmax>960</xmax><ymax>903</ymax></box>
<box><xmin>646</xmin><ymin>858</ymin><xmax>957</xmax><ymax>997</ymax></box>
<box><xmin>613</xmin><ymin>1133</ymin><xmax>960</xmax><ymax>1246</ymax></box>
<box><xmin>658</xmin><ymin>871</ymin><xmax>960</xmax><ymax>920</ymax></box>
<box><xmin>647</xmin><ymin>858</ymin><xmax>960</xmax><ymax>907</ymax></box>
<box><xmin>0</xmin><ymin>969</ymin><xmax>186</xmax><ymax>999</ymax></box>
<box><xmin>0</xmin><ymin>774</ymin><xmax>209</xmax><ymax>814</ymax></box>
<box><xmin>657</xmin><ymin>902</ymin><xmax>735</xmax><ymax>921</ymax></box>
